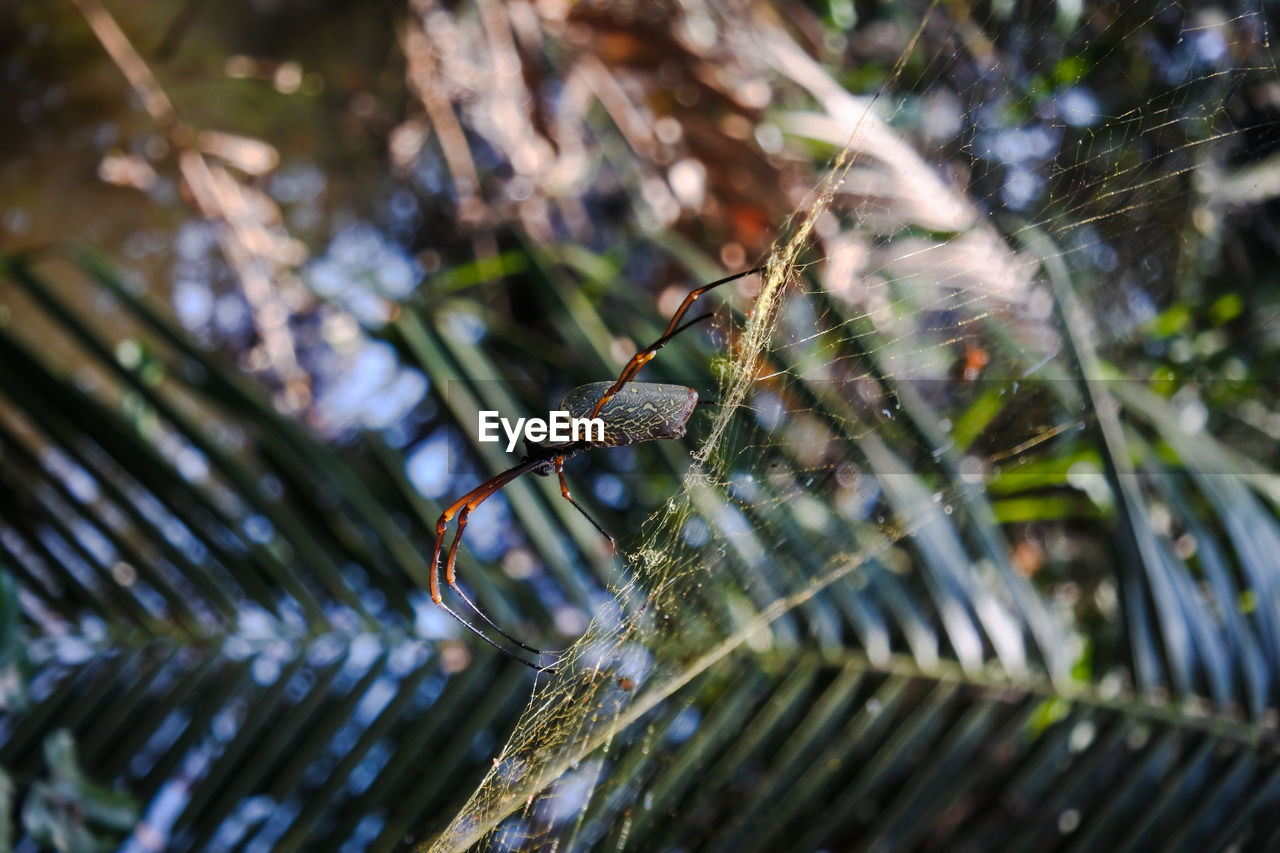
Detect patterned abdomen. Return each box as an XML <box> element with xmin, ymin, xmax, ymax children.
<box><xmin>559</xmin><ymin>381</ymin><xmax>699</xmax><ymax>447</ymax></box>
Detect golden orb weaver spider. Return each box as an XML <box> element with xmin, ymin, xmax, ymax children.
<box><xmin>430</xmin><ymin>265</ymin><xmax>766</xmax><ymax>671</ymax></box>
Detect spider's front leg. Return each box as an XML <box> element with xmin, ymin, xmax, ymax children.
<box><xmin>429</xmin><ymin>457</ymin><xmax>551</xmax><ymax>665</ymax></box>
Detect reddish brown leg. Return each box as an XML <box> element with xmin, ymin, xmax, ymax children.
<box><xmin>589</xmin><ymin>266</ymin><xmax>766</xmax><ymax>418</ymax></box>
<box><xmin>555</xmin><ymin>455</ymin><xmax>614</xmax><ymax>545</ymax></box>
<box><xmin>431</xmin><ymin>457</ymin><xmax>551</xmax><ymax>666</ymax></box>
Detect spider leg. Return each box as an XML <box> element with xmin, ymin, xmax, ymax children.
<box><xmin>590</xmin><ymin>265</ymin><xmax>766</xmax><ymax>418</ymax></box>
<box><xmin>444</xmin><ymin>502</ymin><xmax>546</xmax><ymax>656</ymax></box>
<box><xmin>555</xmin><ymin>455</ymin><xmax>614</xmax><ymax>545</ymax></box>
<box><xmin>432</xmin><ymin>458</ymin><xmax>556</xmax><ymax>670</ymax></box>
<box><xmin>433</xmin><ymin>595</ymin><xmax>553</xmax><ymax>671</ymax></box>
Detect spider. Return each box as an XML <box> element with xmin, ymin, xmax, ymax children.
<box><xmin>431</xmin><ymin>265</ymin><xmax>765</xmax><ymax>671</ymax></box>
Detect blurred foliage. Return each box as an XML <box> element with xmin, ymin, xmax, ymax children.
<box><xmin>21</xmin><ymin>730</ymin><xmax>137</xmax><ymax>853</ymax></box>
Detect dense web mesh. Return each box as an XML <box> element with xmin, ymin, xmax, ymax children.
<box><xmin>419</xmin><ymin>4</ymin><xmax>1280</xmax><ymax>848</ymax></box>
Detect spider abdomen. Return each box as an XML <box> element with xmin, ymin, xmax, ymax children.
<box><xmin>560</xmin><ymin>381</ymin><xmax>699</xmax><ymax>446</ymax></box>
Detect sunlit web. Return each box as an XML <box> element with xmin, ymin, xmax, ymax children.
<box><xmin>420</xmin><ymin>2</ymin><xmax>1278</xmax><ymax>849</ymax></box>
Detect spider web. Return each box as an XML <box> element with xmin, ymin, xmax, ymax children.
<box><xmin>423</xmin><ymin>3</ymin><xmax>1278</xmax><ymax>849</ymax></box>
